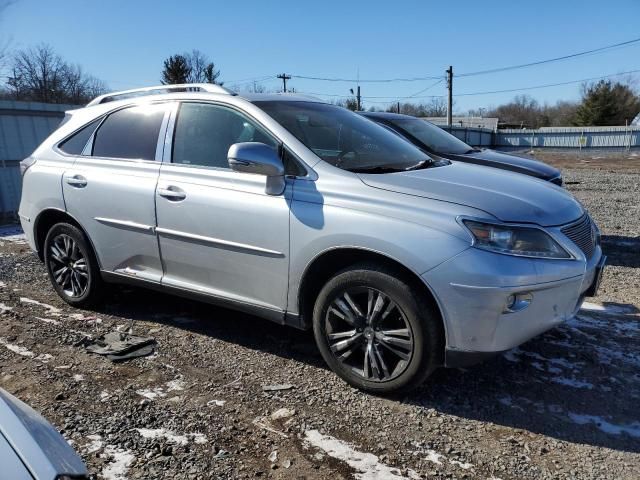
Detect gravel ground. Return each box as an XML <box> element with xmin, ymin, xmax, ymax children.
<box><xmin>0</xmin><ymin>154</ymin><xmax>638</xmax><ymax>479</ymax></box>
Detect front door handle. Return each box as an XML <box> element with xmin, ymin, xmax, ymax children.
<box><xmin>65</xmin><ymin>175</ymin><xmax>87</xmax><ymax>188</ymax></box>
<box><xmin>157</xmin><ymin>186</ymin><xmax>186</xmax><ymax>201</ymax></box>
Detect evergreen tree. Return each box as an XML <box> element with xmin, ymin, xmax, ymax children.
<box><xmin>161</xmin><ymin>55</ymin><xmax>191</xmax><ymax>85</ymax></box>
<box><xmin>574</xmin><ymin>80</ymin><xmax>640</xmax><ymax>126</ymax></box>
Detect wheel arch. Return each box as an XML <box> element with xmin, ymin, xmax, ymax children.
<box><xmin>33</xmin><ymin>208</ymin><xmax>101</xmax><ymax>268</ymax></box>
<box><xmin>296</xmin><ymin>247</ymin><xmax>447</xmax><ymax>357</ymax></box>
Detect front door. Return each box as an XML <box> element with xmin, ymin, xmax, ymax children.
<box><xmin>155</xmin><ymin>102</ymin><xmax>290</xmax><ymax>314</ymax></box>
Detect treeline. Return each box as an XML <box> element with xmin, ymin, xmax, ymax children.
<box><xmin>470</xmin><ymin>80</ymin><xmax>640</xmax><ymax>128</ymax></box>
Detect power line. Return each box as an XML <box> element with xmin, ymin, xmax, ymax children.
<box><xmin>454</xmin><ymin>68</ymin><xmax>640</xmax><ymax>96</ymax></box>
<box><xmin>457</xmin><ymin>37</ymin><xmax>640</xmax><ymax>78</ymax></box>
<box><xmin>290</xmin><ymin>73</ymin><xmax>442</xmax><ymax>83</ymax></box>
<box><xmin>288</xmin><ymin>37</ymin><xmax>640</xmax><ymax>84</ymax></box>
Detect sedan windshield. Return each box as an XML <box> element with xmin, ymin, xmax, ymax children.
<box><xmin>254</xmin><ymin>101</ymin><xmax>431</xmax><ymax>172</ymax></box>
<box><xmin>390</xmin><ymin>118</ymin><xmax>474</xmax><ymax>155</ymax></box>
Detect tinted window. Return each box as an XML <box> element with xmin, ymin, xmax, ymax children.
<box><xmin>92</xmin><ymin>104</ymin><xmax>165</xmax><ymax>160</ymax></box>
<box><xmin>172</xmin><ymin>103</ymin><xmax>277</xmax><ymax>169</ymax></box>
<box><xmin>58</xmin><ymin>118</ymin><xmax>101</xmax><ymax>155</ymax></box>
<box><xmin>255</xmin><ymin>101</ymin><xmax>430</xmax><ymax>172</ymax></box>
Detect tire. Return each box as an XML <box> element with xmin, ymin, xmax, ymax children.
<box><xmin>43</xmin><ymin>222</ymin><xmax>104</xmax><ymax>307</ymax></box>
<box><xmin>312</xmin><ymin>263</ymin><xmax>443</xmax><ymax>394</ymax></box>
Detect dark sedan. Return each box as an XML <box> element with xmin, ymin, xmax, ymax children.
<box><xmin>360</xmin><ymin>112</ymin><xmax>563</xmax><ymax>186</ymax></box>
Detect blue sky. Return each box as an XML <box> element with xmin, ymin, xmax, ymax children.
<box><xmin>2</xmin><ymin>0</ymin><xmax>639</xmax><ymax>112</ymax></box>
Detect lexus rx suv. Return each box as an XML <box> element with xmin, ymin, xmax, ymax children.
<box><xmin>19</xmin><ymin>84</ymin><xmax>605</xmax><ymax>393</ymax></box>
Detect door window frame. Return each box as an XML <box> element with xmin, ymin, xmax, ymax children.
<box><xmin>163</xmin><ymin>100</ymin><xmax>308</xmax><ymax>177</ymax></box>
<box><xmin>55</xmin><ymin>101</ymin><xmax>173</xmax><ymax>164</ymax></box>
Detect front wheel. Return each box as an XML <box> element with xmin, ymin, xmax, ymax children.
<box><xmin>312</xmin><ymin>263</ymin><xmax>443</xmax><ymax>394</ymax></box>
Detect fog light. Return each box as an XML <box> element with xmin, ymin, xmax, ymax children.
<box><xmin>503</xmin><ymin>292</ymin><xmax>532</xmax><ymax>313</ymax></box>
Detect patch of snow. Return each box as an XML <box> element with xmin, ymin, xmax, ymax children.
<box><xmin>34</xmin><ymin>316</ymin><xmax>61</xmax><ymax>326</ymax></box>
<box><xmin>100</xmin><ymin>391</ymin><xmax>111</xmax><ymax>401</ymax></box>
<box><xmin>73</xmin><ymin>374</ymin><xmax>85</xmax><ymax>381</ymax></box>
<box><xmin>35</xmin><ymin>353</ymin><xmax>53</xmax><ymax>363</ymax></box>
<box><xmin>0</xmin><ymin>281</ymin><xmax>5</xmax><ymax>288</ymax></box>
<box><xmin>165</xmin><ymin>378</ymin><xmax>186</xmax><ymax>392</ymax></box>
<box><xmin>136</xmin><ymin>428</ymin><xmax>207</xmax><ymax>446</ymax></box>
<box><xmin>450</xmin><ymin>460</ymin><xmax>474</xmax><ymax>469</ymax></box>
<box><xmin>20</xmin><ymin>297</ymin><xmax>62</xmax><ymax>315</ymax></box>
<box><xmin>0</xmin><ymin>226</ymin><xmax>27</xmax><ymax>244</ymax></box>
<box><xmin>102</xmin><ymin>446</ymin><xmax>135</xmax><ymax>480</ymax></box>
<box><xmin>207</xmin><ymin>399</ymin><xmax>226</xmax><ymax>407</ymax></box>
<box><xmin>84</xmin><ymin>434</ymin><xmax>104</xmax><ymax>454</ymax></box>
<box><xmin>424</xmin><ymin>449</ymin><xmax>444</xmax><ymax>465</ymax></box>
<box><xmin>568</xmin><ymin>413</ymin><xmax>640</xmax><ymax>438</ymax></box>
<box><xmin>136</xmin><ymin>387</ymin><xmax>166</xmax><ymax>400</ymax></box>
<box><xmin>0</xmin><ymin>303</ymin><xmax>13</xmax><ymax>314</ymax></box>
<box><xmin>0</xmin><ymin>338</ymin><xmax>35</xmax><ymax>357</ymax></box>
<box><xmin>304</xmin><ymin>429</ymin><xmax>408</xmax><ymax>479</ymax></box>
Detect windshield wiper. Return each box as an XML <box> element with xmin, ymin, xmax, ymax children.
<box><xmin>404</xmin><ymin>159</ymin><xmax>434</xmax><ymax>171</ymax></box>
<box><xmin>349</xmin><ymin>165</ymin><xmax>405</xmax><ymax>174</ymax></box>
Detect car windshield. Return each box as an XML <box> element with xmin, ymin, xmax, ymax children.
<box><xmin>254</xmin><ymin>101</ymin><xmax>432</xmax><ymax>172</ymax></box>
<box><xmin>390</xmin><ymin>118</ymin><xmax>474</xmax><ymax>155</ymax></box>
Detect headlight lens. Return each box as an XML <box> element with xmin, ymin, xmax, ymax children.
<box><xmin>462</xmin><ymin>220</ymin><xmax>571</xmax><ymax>259</ymax></box>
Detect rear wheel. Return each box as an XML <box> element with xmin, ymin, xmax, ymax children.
<box><xmin>44</xmin><ymin>223</ymin><xmax>103</xmax><ymax>307</ymax></box>
<box><xmin>312</xmin><ymin>263</ymin><xmax>442</xmax><ymax>394</ymax></box>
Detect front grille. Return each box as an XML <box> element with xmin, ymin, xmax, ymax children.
<box><xmin>561</xmin><ymin>214</ymin><xmax>596</xmax><ymax>259</ymax></box>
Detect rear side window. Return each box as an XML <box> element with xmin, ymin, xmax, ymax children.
<box><xmin>58</xmin><ymin>118</ymin><xmax>101</xmax><ymax>155</ymax></box>
<box><xmin>92</xmin><ymin>104</ymin><xmax>166</xmax><ymax>161</ymax></box>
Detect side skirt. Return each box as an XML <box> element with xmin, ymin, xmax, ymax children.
<box><xmin>100</xmin><ymin>271</ymin><xmax>306</xmax><ymax>330</ymax></box>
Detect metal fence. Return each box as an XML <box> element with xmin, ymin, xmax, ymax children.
<box><xmin>443</xmin><ymin>125</ymin><xmax>640</xmax><ymax>150</ymax></box>
<box><xmin>0</xmin><ymin>101</ymin><xmax>71</xmax><ymax>221</ymax></box>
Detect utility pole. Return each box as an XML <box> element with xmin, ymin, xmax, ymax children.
<box><xmin>446</xmin><ymin>65</ymin><xmax>453</xmax><ymax>127</ymax></box>
<box><xmin>277</xmin><ymin>73</ymin><xmax>291</xmax><ymax>93</ymax></box>
<box><xmin>397</xmin><ymin>101</ymin><xmax>400</xmax><ymax>114</ymax></box>
<box><xmin>356</xmin><ymin>85</ymin><xmax>361</xmax><ymax>111</ymax></box>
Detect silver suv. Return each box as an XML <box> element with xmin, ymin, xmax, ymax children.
<box><xmin>19</xmin><ymin>84</ymin><xmax>605</xmax><ymax>393</ymax></box>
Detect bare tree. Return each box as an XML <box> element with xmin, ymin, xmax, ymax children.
<box><xmin>6</xmin><ymin>43</ymin><xmax>107</xmax><ymax>104</ymax></box>
<box><xmin>185</xmin><ymin>49</ymin><xmax>222</xmax><ymax>85</ymax></box>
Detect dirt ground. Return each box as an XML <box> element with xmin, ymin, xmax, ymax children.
<box><xmin>0</xmin><ymin>152</ymin><xmax>639</xmax><ymax>479</ymax></box>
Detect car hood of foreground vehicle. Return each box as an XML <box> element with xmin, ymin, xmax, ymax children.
<box><xmin>358</xmin><ymin>161</ymin><xmax>583</xmax><ymax>226</ymax></box>
<box><xmin>446</xmin><ymin>148</ymin><xmax>562</xmax><ymax>181</ymax></box>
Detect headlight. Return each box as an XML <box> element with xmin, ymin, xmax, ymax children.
<box><xmin>462</xmin><ymin>220</ymin><xmax>571</xmax><ymax>259</ymax></box>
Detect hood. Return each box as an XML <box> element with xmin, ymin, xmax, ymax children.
<box><xmin>447</xmin><ymin>149</ymin><xmax>561</xmax><ymax>181</ymax></box>
<box><xmin>358</xmin><ymin>162</ymin><xmax>582</xmax><ymax>226</ymax></box>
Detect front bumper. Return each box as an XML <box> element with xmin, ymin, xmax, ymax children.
<box><xmin>422</xmin><ymin>246</ymin><xmax>603</xmax><ymax>363</ymax></box>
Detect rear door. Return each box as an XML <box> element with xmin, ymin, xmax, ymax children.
<box><xmin>62</xmin><ymin>103</ymin><xmax>169</xmax><ymax>281</ymax></box>
<box><xmin>155</xmin><ymin>101</ymin><xmax>291</xmax><ymax>314</ymax></box>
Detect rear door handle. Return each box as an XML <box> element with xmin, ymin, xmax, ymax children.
<box><xmin>157</xmin><ymin>186</ymin><xmax>186</xmax><ymax>201</ymax></box>
<box><xmin>65</xmin><ymin>175</ymin><xmax>87</xmax><ymax>188</ymax></box>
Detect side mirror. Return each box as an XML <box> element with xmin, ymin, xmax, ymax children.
<box><xmin>228</xmin><ymin>142</ymin><xmax>285</xmax><ymax>195</ymax></box>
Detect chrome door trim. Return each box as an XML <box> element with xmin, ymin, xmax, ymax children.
<box><xmin>94</xmin><ymin>217</ymin><xmax>155</xmax><ymax>233</ymax></box>
<box><xmin>155</xmin><ymin>227</ymin><xmax>285</xmax><ymax>257</ymax></box>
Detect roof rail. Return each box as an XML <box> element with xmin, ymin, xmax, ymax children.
<box><xmin>86</xmin><ymin>83</ymin><xmax>236</xmax><ymax>106</ymax></box>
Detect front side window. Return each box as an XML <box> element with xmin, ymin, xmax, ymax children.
<box><xmin>172</xmin><ymin>103</ymin><xmax>278</xmax><ymax>169</ymax></box>
<box><xmin>254</xmin><ymin>101</ymin><xmax>431</xmax><ymax>173</ymax></box>
<box><xmin>390</xmin><ymin>118</ymin><xmax>474</xmax><ymax>155</ymax></box>
<box><xmin>92</xmin><ymin>104</ymin><xmax>166</xmax><ymax>161</ymax></box>
<box><xmin>58</xmin><ymin>118</ymin><xmax>101</xmax><ymax>155</ymax></box>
